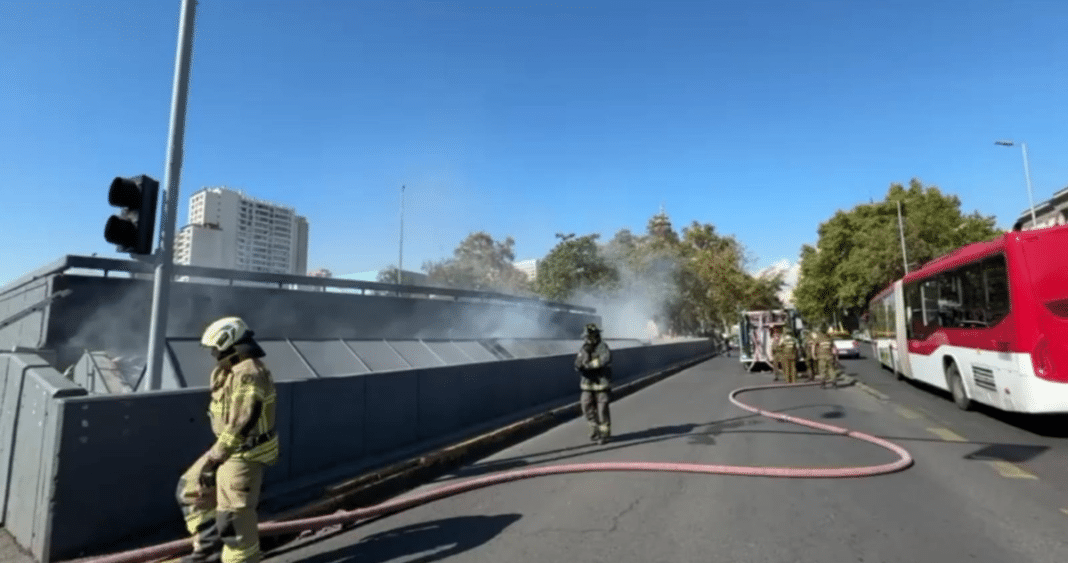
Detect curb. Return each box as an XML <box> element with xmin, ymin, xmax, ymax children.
<box><xmin>268</xmin><ymin>351</ymin><xmax>718</xmax><ymax>526</ymax></box>
<box><xmin>852</xmin><ymin>379</ymin><xmax>890</xmax><ymax>401</ymax></box>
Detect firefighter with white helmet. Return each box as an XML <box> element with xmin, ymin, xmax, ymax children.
<box><xmin>175</xmin><ymin>316</ymin><xmax>278</xmax><ymax>563</ymax></box>
<box><xmin>575</xmin><ymin>322</ymin><xmax>613</xmax><ymax>444</ymax></box>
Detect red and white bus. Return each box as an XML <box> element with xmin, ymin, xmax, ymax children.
<box><xmin>868</xmin><ymin>224</ymin><xmax>1068</xmax><ymax>414</ymax></box>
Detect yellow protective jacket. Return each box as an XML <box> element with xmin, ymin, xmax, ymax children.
<box><xmin>207</xmin><ymin>355</ymin><xmax>279</xmax><ymax>465</ymax></box>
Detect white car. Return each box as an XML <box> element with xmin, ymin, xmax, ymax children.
<box><xmin>833</xmin><ymin>338</ymin><xmax>862</xmax><ymax>358</ymax></box>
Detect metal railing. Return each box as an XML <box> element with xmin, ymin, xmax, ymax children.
<box><xmin>0</xmin><ymin>254</ymin><xmax>596</xmax><ymax>315</ymax></box>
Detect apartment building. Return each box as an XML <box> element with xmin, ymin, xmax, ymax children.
<box><xmin>174</xmin><ymin>187</ymin><xmax>309</xmax><ymax>276</ymax></box>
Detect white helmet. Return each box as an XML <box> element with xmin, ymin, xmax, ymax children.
<box><xmin>200</xmin><ymin>316</ymin><xmax>251</xmax><ymax>351</ymax></box>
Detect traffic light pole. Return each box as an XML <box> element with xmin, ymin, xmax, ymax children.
<box><xmin>145</xmin><ymin>0</ymin><xmax>197</xmax><ymax>391</ymax></box>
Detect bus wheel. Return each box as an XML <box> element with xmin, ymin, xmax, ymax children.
<box><xmin>947</xmin><ymin>363</ymin><xmax>972</xmax><ymax>411</ymax></box>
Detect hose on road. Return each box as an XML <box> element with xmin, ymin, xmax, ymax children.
<box><xmin>71</xmin><ymin>380</ymin><xmax>913</xmax><ymax>563</ymax></box>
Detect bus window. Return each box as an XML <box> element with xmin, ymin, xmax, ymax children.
<box><xmin>936</xmin><ymin>271</ymin><xmax>963</xmax><ymax>328</ymax></box>
<box><xmin>983</xmin><ymin>255</ymin><xmax>1010</xmax><ymax>325</ymax></box>
<box><xmin>904</xmin><ymin>281</ymin><xmax>934</xmax><ymax>339</ymax></box>
<box><xmin>886</xmin><ymin>294</ymin><xmax>896</xmax><ymax>339</ymax></box>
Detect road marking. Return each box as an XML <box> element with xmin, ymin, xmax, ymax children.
<box><xmin>893</xmin><ymin>406</ymin><xmax>923</xmax><ymax>419</ymax></box>
<box><xmin>986</xmin><ymin>461</ymin><xmax>1038</xmax><ymax>480</ymax></box>
<box><xmin>926</xmin><ymin>427</ymin><xmax>967</xmax><ymax>442</ymax></box>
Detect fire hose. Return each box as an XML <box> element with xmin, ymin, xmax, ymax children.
<box><xmin>71</xmin><ymin>380</ymin><xmax>913</xmax><ymax>563</ymax></box>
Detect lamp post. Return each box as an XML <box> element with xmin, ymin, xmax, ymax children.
<box><xmin>995</xmin><ymin>140</ymin><xmax>1038</xmax><ymax>228</ymax></box>
<box><xmin>896</xmin><ymin>200</ymin><xmax>909</xmax><ymax>274</ymax></box>
<box><xmin>398</xmin><ymin>185</ymin><xmax>405</xmax><ymax>285</ymax></box>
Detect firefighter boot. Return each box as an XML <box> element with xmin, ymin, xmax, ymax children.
<box><xmin>597</xmin><ymin>424</ymin><xmax>611</xmax><ymax>445</ymax></box>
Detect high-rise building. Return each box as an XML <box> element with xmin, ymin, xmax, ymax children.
<box><xmin>174</xmin><ymin>187</ymin><xmax>309</xmax><ymax>276</ymax></box>
<box><xmin>513</xmin><ymin>259</ymin><xmax>538</xmax><ymax>281</ymax></box>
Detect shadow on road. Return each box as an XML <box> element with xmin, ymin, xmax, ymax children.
<box><xmin>280</xmin><ymin>513</ymin><xmax>522</xmax><ymax>563</ymax></box>
<box><xmin>437</xmin><ymin>403</ymin><xmax>856</xmax><ymax>480</ymax></box>
<box><xmin>868</xmin><ymin>371</ymin><xmax>1068</xmax><ymax>438</ymax></box>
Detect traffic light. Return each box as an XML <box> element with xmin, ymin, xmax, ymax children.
<box><xmin>104</xmin><ymin>175</ymin><xmax>160</xmax><ymax>255</ymax></box>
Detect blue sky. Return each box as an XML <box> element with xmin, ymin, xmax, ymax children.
<box><xmin>2</xmin><ymin>0</ymin><xmax>1066</xmax><ymax>287</ymax></box>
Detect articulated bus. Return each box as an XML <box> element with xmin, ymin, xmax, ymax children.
<box><xmin>868</xmin><ymin>224</ymin><xmax>1068</xmax><ymax>414</ymax></box>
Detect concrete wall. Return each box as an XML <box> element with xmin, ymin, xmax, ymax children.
<box><xmin>43</xmin><ymin>339</ymin><xmax>712</xmax><ymax>562</ymax></box>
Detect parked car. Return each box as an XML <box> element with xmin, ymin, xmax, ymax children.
<box><xmin>833</xmin><ymin>338</ymin><xmax>862</xmax><ymax>358</ymax></box>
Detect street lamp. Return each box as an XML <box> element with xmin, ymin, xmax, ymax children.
<box><xmin>995</xmin><ymin>140</ymin><xmax>1038</xmax><ymax>227</ymax></box>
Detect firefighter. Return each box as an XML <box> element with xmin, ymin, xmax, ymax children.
<box><xmin>575</xmin><ymin>323</ymin><xmax>612</xmax><ymax>444</ymax></box>
<box><xmin>769</xmin><ymin>324</ymin><xmax>783</xmax><ymax>380</ymax></box>
<box><xmin>777</xmin><ymin>324</ymin><xmax>800</xmax><ymax>384</ymax></box>
<box><xmin>176</xmin><ymin>317</ymin><xmax>279</xmax><ymax>563</ymax></box>
<box><xmin>816</xmin><ymin>326</ymin><xmax>840</xmax><ymax>388</ymax></box>
<box><xmin>806</xmin><ymin>328</ymin><xmax>821</xmax><ymax>380</ymax></box>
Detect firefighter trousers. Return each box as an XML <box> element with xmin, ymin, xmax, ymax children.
<box><xmin>581</xmin><ymin>389</ymin><xmax>611</xmax><ymax>437</ymax></box>
<box><xmin>780</xmin><ymin>355</ymin><xmax>797</xmax><ymax>383</ymax></box>
<box><xmin>176</xmin><ymin>453</ymin><xmax>265</xmax><ymax>563</ymax></box>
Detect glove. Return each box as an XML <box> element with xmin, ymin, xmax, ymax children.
<box><xmin>199</xmin><ymin>457</ymin><xmax>221</xmax><ymax>489</ymax></box>
<box><xmin>589</xmin><ymin>358</ymin><xmax>601</xmax><ymax>369</ymax></box>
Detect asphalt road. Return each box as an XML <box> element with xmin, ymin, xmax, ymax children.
<box><xmin>264</xmin><ymin>354</ymin><xmax>1068</xmax><ymax>563</ymax></box>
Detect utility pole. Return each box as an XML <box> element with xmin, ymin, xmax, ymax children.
<box><xmin>145</xmin><ymin>0</ymin><xmax>197</xmax><ymax>391</ymax></box>
<box><xmin>398</xmin><ymin>185</ymin><xmax>405</xmax><ymax>285</ymax></box>
<box><xmin>897</xmin><ymin>200</ymin><xmax>909</xmax><ymax>274</ymax></box>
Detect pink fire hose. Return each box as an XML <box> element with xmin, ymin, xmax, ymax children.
<box><xmin>69</xmin><ymin>381</ymin><xmax>913</xmax><ymax>563</ymax></box>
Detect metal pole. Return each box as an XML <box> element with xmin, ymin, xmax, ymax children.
<box><xmin>1020</xmin><ymin>142</ymin><xmax>1038</xmax><ymax>227</ymax></box>
<box><xmin>145</xmin><ymin>0</ymin><xmax>197</xmax><ymax>391</ymax></box>
<box><xmin>896</xmin><ymin>200</ymin><xmax>909</xmax><ymax>274</ymax></box>
<box><xmin>398</xmin><ymin>185</ymin><xmax>405</xmax><ymax>285</ymax></box>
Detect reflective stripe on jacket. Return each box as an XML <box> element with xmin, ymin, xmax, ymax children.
<box><xmin>208</xmin><ymin>357</ymin><xmax>279</xmax><ymax>465</ymax></box>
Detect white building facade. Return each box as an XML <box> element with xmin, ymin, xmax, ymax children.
<box><xmin>174</xmin><ymin>187</ymin><xmax>309</xmax><ymax>276</ymax></box>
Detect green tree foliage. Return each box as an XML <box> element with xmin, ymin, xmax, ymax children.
<box><xmin>532</xmin><ymin>233</ymin><xmax>620</xmax><ymax>301</ymax></box>
<box><xmin>376</xmin><ymin>265</ymin><xmax>421</xmax><ymax>285</ymax></box>
<box><xmin>534</xmin><ymin>209</ymin><xmax>783</xmax><ymax>337</ymax></box>
<box><xmin>793</xmin><ymin>178</ymin><xmax>1002</xmax><ymax>328</ymax></box>
<box><xmin>677</xmin><ymin>221</ymin><xmax>784</xmax><ymax>334</ymax></box>
<box><xmin>422</xmin><ymin>231</ymin><xmax>531</xmax><ymax>294</ymax></box>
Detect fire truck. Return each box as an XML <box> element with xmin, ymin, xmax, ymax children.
<box><xmin>738</xmin><ymin>308</ymin><xmax>807</xmax><ymax>372</ymax></box>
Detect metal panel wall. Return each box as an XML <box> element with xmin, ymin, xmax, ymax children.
<box><xmin>451</xmin><ymin>341</ymin><xmax>498</xmax><ymax>362</ymax></box>
<box><xmin>387</xmin><ymin>341</ymin><xmax>446</xmax><ymax>369</ymax></box>
<box><xmin>287</xmin><ymin>377</ymin><xmax>365</xmax><ymax>477</ymax></box>
<box><xmin>0</xmin><ymin>354</ymin><xmax>86</xmax><ymax>562</ymax></box>
<box><xmin>422</xmin><ymin>341</ymin><xmax>479</xmax><ymax>365</ymax></box>
<box><xmin>42</xmin><ymin>340</ymin><xmax>712</xmax><ymax>562</ymax></box>
<box><xmin>42</xmin><ymin>275</ymin><xmax>599</xmax><ymax>371</ymax></box>
<box><xmin>344</xmin><ymin>340</ymin><xmax>410</xmax><ymax>372</ymax></box>
<box><xmin>290</xmin><ymin>340</ymin><xmax>369</xmax><ymax>377</ymax></box>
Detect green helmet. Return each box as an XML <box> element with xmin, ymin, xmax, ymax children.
<box><xmin>584</xmin><ymin>323</ymin><xmax>601</xmax><ymax>337</ymax></box>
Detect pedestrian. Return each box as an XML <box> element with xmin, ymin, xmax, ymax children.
<box><xmin>575</xmin><ymin>323</ymin><xmax>612</xmax><ymax>444</ymax></box>
<box><xmin>176</xmin><ymin>317</ymin><xmax>279</xmax><ymax>563</ymax></box>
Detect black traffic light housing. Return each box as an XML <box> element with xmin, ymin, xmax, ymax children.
<box><xmin>104</xmin><ymin>175</ymin><xmax>160</xmax><ymax>255</ymax></box>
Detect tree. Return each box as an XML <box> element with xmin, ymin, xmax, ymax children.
<box><xmin>533</xmin><ymin>233</ymin><xmax>620</xmax><ymax>301</ymax></box>
<box><xmin>793</xmin><ymin>178</ymin><xmax>1003</xmax><ymax>330</ymax></box>
<box><xmin>678</xmin><ymin>221</ymin><xmax>784</xmax><ymax>334</ymax></box>
<box><xmin>376</xmin><ymin>266</ymin><xmax>418</xmax><ymax>285</ymax></box>
<box><xmin>423</xmin><ymin>231</ymin><xmax>530</xmax><ymax>294</ymax></box>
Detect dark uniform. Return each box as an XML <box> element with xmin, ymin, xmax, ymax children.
<box><xmin>770</xmin><ymin>326</ymin><xmax>783</xmax><ymax>380</ymax></box>
<box><xmin>815</xmin><ymin>329</ymin><xmax>839</xmax><ymax>388</ymax></box>
<box><xmin>777</xmin><ymin>327</ymin><xmax>799</xmax><ymax>384</ymax></box>
<box><xmin>575</xmin><ymin>323</ymin><xmax>612</xmax><ymax>444</ymax></box>
<box><xmin>178</xmin><ymin>317</ymin><xmax>279</xmax><ymax>563</ymax></box>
